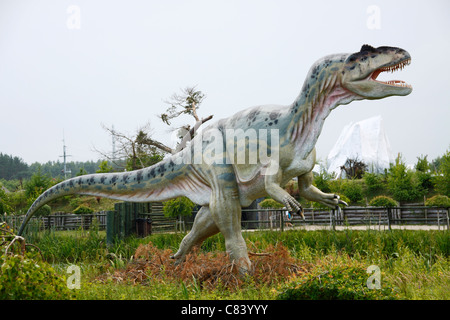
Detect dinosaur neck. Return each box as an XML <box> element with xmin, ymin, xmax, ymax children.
<box><xmin>287</xmin><ymin>73</ymin><xmax>356</xmax><ymax>159</ymax></box>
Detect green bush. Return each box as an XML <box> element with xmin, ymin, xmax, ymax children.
<box><xmin>0</xmin><ymin>188</ymin><xmax>12</xmax><ymax>214</ymax></box>
<box><xmin>425</xmin><ymin>195</ymin><xmax>450</xmax><ymax>207</ymax></box>
<box><xmin>434</xmin><ymin>150</ymin><xmax>450</xmax><ymax>197</ymax></box>
<box><xmin>163</xmin><ymin>196</ymin><xmax>195</xmax><ymax>218</ymax></box>
<box><xmin>313</xmin><ymin>170</ymin><xmax>335</xmax><ymax>193</ymax></box>
<box><xmin>0</xmin><ymin>253</ymin><xmax>73</xmax><ymax>300</ymax></box>
<box><xmin>308</xmin><ymin>194</ymin><xmax>350</xmax><ymax>209</ymax></box>
<box><xmin>340</xmin><ymin>180</ymin><xmax>364</xmax><ymax>204</ymax></box>
<box><xmin>4</xmin><ymin>190</ymin><xmax>28</xmax><ymax>215</ymax></box>
<box><xmin>69</xmin><ymin>197</ymin><xmax>83</xmax><ymax>209</ymax></box>
<box><xmin>415</xmin><ymin>156</ymin><xmax>434</xmax><ymax>192</ymax></box>
<box><xmin>369</xmin><ymin>195</ymin><xmax>398</xmax><ymax>208</ymax></box>
<box><xmin>363</xmin><ymin>172</ymin><xmax>386</xmax><ymax>195</ymax></box>
<box><xmin>277</xmin><ymin>258</ymin><xmax>399</xmax><ymax>300</ymax></box>
<box><xmin>259</xmin><ymin>198</ymin><xmax>284</xmax><ymax>209</ymax></box>
<box><xmin>73</xmin><ymin>205</ymin><xmax>94</xmax><ymax>214</ymax></box>
<box><xmin>35</xmin><ymin>204</ymin><xmax>51</xmax><ymax>216</ymax></box>
<box><xmin>387</xmin><ymin>155</ymin><xmax>424</xmax><ymax>202</ymax></box>
<box><xmin>24</xmin><ymin>167</ymin><xmax>53</xmax><ymax>199</ymax></box>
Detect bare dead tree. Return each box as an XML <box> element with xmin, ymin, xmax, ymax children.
<box><xmin>340</xmin><ymin>158</ymin><xmax>368</xmax><ymax>179</ymax></box>
<box><xmin>94</xmin><ymin>122</ymin><xmax>167</xmax><ymax>171</ymax></box>
<box><xmin>159</xmin><ymin>86</ymin><xmax>213</xmax><ymax>152</ymax></box>
<box><xmin>94</xmin><ymin>86</ymin><xmax>213</xmax><ymax>170</ymax></box>
<box><xmin>160</xmin><ymin>86</ymin><xmax>206</xmax><ymax>125</ymax></box>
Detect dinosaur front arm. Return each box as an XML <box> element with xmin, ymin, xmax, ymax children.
<box><xmin>263</xmin><ymin>161</ymin><xmax>304</xmax><ymax>218</ymax></box>
<box><xmin>297</xmin><ymin>171</ymin><xmax>348</xmax><ymax>208</ymax></box>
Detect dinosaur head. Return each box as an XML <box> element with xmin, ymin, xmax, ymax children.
<box><xmin>341</xmin><ymin>45</ymin><xmax>412</xmax><ymax>99</ymax></box>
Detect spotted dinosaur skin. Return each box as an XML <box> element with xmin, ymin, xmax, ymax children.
<box><xmin>19</xmin><ymin>45</ymin><xmax>412</xmax><ymax>273</ymax></box>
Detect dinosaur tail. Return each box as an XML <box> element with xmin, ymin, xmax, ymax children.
<box><xmin>16</xmin><ymin>171</ymin><xmax>143</xmax><ymax>235</ymax></box>
<box><xmin>17</xmin><ymin>154</ymin><xmax>212</xmax><ymax>235</ymax></box>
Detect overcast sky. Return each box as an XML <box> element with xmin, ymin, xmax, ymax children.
<box><xmin>1</xmin><ymin>0</ymin><xmax>449</xmax><ymax>168</ymax></box>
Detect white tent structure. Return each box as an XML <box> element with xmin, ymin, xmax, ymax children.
<box><xmin>326</xmin><ymin>116</ymin><xmax>394</xmax><ymax>177</ymax></box>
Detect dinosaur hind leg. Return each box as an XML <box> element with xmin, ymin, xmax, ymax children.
<box><xmin>209</xmin><ymin>188</ymin><xmax>251</xmax><ymax>275</ymax></box>
<box><xmin>171</xmin><ymin>206</ymin><xmax>219</xmax><ymax>264</ymax></box>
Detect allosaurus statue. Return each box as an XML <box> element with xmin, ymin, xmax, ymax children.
<box><xmin>19</xmin><ymin>45</ymin><xmax>412</xmax><ymax>273</ymax></box>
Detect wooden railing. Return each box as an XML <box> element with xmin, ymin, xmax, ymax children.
<box><xmin>3</xmin><ymin>204</ymin><xmax>448</xmax><ymax>242</ymax></box>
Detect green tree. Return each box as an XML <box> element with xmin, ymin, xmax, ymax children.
<box><xmin>340</xmin><ymin>179</ymin><xmax>364</xmax><ymax>204</ymax></box>
<box><xmin>96</xmin><ymin>160</ymin><xmax>113</xmax><ymax>173</ymax></box>
<box><xmin>76</xmin><ymin>167</ymin><xmax>88</xmax><ymax>176</ymax></box>
<box><xmin>126</xmin><ymin>130</ymin><xmax>165</xmax><ymax>171</ymax></box>
<box><xmin>363</xmin><ymin>172</ymin><xmax>386</xmax><ymax>196</ymax></box>
<box><xmin>434</xmin><ymin>149</ymin><xmax>450</xmax><ymax>197</ymax></box>
<box><xmin>415</xmin><ymin>155</ymin><xmax>433</xmax><ymax>192</ymax></box>
<box><xmin>24</xmin><ymin>167</ymin><xmax>53</xmax><ymax>202</ymax></box>
<box><xmin>387</xmin><ymin>154</ymin><xmax>424</xmax><ymax>203</ymax></box>
<box><xmin>313</xmin><ymin>169</ymin><xmax>335</xmax><ymax>194</ymax></box>
<box><xmin>0</xmin><ymin>187</ymin><xmax>12</xmax><ymax>214</ymax></box>
<box><xmin>0</xmin><ymin>153</ymin><xmax>29</xmax><ymax>180</ymax></box>
<box><xmin>163</xmin><ymin>197</ymin><xmax>195</xmax><ymax>218</ymax></box>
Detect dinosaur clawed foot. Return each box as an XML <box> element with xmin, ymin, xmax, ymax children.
<box><xmin>334</xmin><ymin>194</ymin><xmax>349</xmax><ymax>207</ymax></box>
<box><xmin>282</xmin><ymin>195</ymin><xmax>305</xmax><ymax>220</ymax></box>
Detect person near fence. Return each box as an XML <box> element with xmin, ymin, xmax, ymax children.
<box><xmin>284</xmin><ymin>207</ymin><xmax>293</xmax><ymax>228</ymax></box>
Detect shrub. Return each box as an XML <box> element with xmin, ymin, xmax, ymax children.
<box><xmin>69</xmin><ymin>197</ymin><xmax>83</xmax><ymax>209</ymax></box>
<box><xmin>369</xmin><ymin>195</ymin><xmax>398</xmax><ymax>208</ymax></box>
<box><xmin>35</xmin><ymin>204</ymin><xmax>51</xmax><ymax>216</ymax></box>
<box><xmin>425</xmin><ymin>195</ymin><xmax>450</xmax><ymax>207</ymax></box>
<box><xmin>277</xmin><ymin>257</ymin><xmax>399</xmax><ymax>300</ymax></box>
<box><xmin>24</xmin><ymin>167</ymin><xmax>53</xmax><ymax>199</ymax></box>
<box><xmin>308</xmin><ymin>194</ymin><xmax>350</xmax><ymax>209</ymax></box>
<box><xmin>73</xmin><ymin>205</ymin><xmax>94</xmax><ymax>214</ymax></box>
<box><xmin>340</xmin><ymin>180</ymin><xmax>364</xmax><ymax>204</ymax></box>
<box><xmin>163</xmin><ymin>196</ymin><xmax>195</xmax><ymax>218</ymax></box>
<box><xmin>387</xmin><ymin>155</ymin><xmax>424</xmax><ymax>202</ymax></box>
<box><xmin>363</xmin><ymin>172</ymin><xmax>386</xmax><ymax>195</ymax></box>
<box><xmin>0</xmin><ymin>188</ymin><xmax>12</xmax><ymax>214</ymax></box>
<box><xmin>259</xmin><ymin>198</ymin><xmax>284</xmax><ymax>209</ymax></box>
<box><xmin>434</xmin><ymin>150</ymin><xmax>450</xmax><ymax>197</ymax></box>
<box><xmin>313</xmin><ymin>170</ymin><xmax>335</xmax><ymax>193</ymax></box>
<box><xmin>0</xmin><ymin>253</ymin><xmax>73</xmax><ymax>300</ymax></box>
<box><xmin>4</xmin><ymin>190</ymin><xmax>28</xmax><ymax>215</ymax></box>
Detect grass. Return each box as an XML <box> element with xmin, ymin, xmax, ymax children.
<box><xmin>13</xmin><ymin>228</ymin><xmax>450</xmax><ymax>300</ymax></box>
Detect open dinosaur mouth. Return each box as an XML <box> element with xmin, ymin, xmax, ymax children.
<box><xmin>370</xmin><ymin>58</ymin><xmax>412</xmax><ymax>88</ymax></box>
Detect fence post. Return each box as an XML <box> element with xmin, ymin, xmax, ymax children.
<box><xmin>330</xmin><ymin>209</ymin><xmax>335</xmax><ymax>231</ymax></box>
<box><xmin>437</xmin><ymin>209</ymin><xmax>440</xmax><ymax>230</ymax></box>
<box><xmin>280</xmin><ymin>209</ymin><xmax>284</xmax><ymax>232</ymax></box>
<box><xmin>446</xmin><ymin>208</ymin><xmax>450</xmax><ymax>230</ymax></box>
<box><xmin>387</xmin><ymin>207</ymin><xmax>392</xmax><ymax>231</ymax></box>
<box><xmin>106</xmin><ymin>202</ymin><xmax>140</xmax><ymax>245</ymax></box>
<box><xmin>106</xmin><ymin>210</ymin><xmax>119</xmax><ymax>246</ymax></box>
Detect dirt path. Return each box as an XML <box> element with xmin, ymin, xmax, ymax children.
<box><xmin>285</xmin><ymin>225</ymin><xmax>448</xmax><ymax>231</ymax></box>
